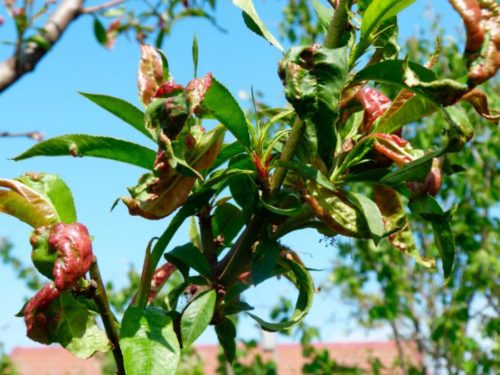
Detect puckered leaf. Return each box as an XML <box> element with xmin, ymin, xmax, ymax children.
<box><xmin>374</xmin><ymin>185</ymin><xmax>435</xmax><ymax>268</ymax></box>
<box><xmin>278</xmin><ymin>45</ymin><xmax>348</xmax><ymax>168</ymax></box>
<box><xmin>0</xmin><ymin>176</ymin><xmax>61</xmax><ymax>227</ymax></box>
<box><xmin>120</xmin><ymin>306</ymin><xmax>180</xmax><ymax>375</ymax></box>
<box><xmin>79</xmin><ymin>92</ymin><xmax>152</xmax><ymax>141</ymax></box>
<box><xmin>138</xmin><ymin>45</ymin><xmax>165</xmax><ymax>105</ymax></box>
<box><xmin>180</xmin><ymin>290</ymin><xmax>216</xmax><ymax>347</ymax></box>
<box><xmin>305</xmin><ymin>185</ymin><xmax>370</xmax><ymax>239</ymax></box>
<box><xmin>16</xmin><ymin>173</ymin><xmax>77</xmax><ymax>224</ymax></box>
<box><xmin>24</xmin><ymin>288</ymin><xmax>110</xmax><ymax>358</ymax></box>
<box><xmin>232</xmin><ymin>0</ymin><xmax>283</xmax><ymax>52</ymax></box>
<box><xmin>13</xmin><ymin>134</ymin><xmax>157</xmax><ymax>170</ymax></box>
<box><xmin>248</xmin><ymin>254</ymin><xmax>314</xmax><ymax>331</ymax></box>
<box><xmin>123</xmin><ymin>126</ymin><xmax>224</xmax><ymax>219</ymax></box>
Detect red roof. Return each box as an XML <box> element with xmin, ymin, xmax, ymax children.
<box><xmin>10</xmin><ymin>341</ymin><xmax>421</xmax><ymax>374</ymax></box>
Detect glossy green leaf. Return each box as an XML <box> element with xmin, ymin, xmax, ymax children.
<box><xmin>149</xmin><ymin>189</ymin><xmax>215</xmax><ymax>268</ymax></box>
<box><xmin>192</xmin><ymin>33</ymin><xmax>199</xmax><ymax>77</ymax></box>
<box><xmin>215</xmin><ymin>318</ymin><xmax>237</xmax><ymax>363</ymax></box>
<box><xmin>180</xmin><ymin>290</ymin><xmax>216</xmax><ymax>347</ymax></box>
<box><xmin>79</xmin><ymin>93</ymin><xmax>152</xmax><ymax>141</ymax></box>
<box><xmin>232</xmin><ymin>0</ymin><xmax>283</xmax><ymax>52</ymax></box>
<box><xmin>348</xmin><ymin>192</ymin><xmax>385</xmax><ymax>244</ymax></box>
<box><xmin>93</xmin><ymin>18</ymin><xmax>107</xmax><ymax>46</ymax></box>
<box><xmin>16</xmin><ymin>173</ymin><xmax>76</xmax><ymax>224</ymax></box>
<box><xmin>209</xmin><ymin>142</ymin><xmax>246</xmax><ymax>172</ymax></box>
<box><xmin>0</xmin><ymin>178</ymin><xmax>60</xmax><ymax>227</ymax></box>
<box><xmin>380</xmin><ymin>150</ymin><xmax>441</xmax><ymax>184</ymax></box>
<box><xmin>165</xmin><ymin>242</ymin><xmax>212</xmax><ymax>279</ymax></box>
<box><xmin>120</xmin><ymin>306</ymin><xmax>180</xmax><ymax>375</ymax></box>
<box><xmin>14</xmin><ymin>134</ymin><xmax>156</xmax><ymax>170</ymax></box>
<box><xmin>248</xmin><ymin>257</ymin><xmax>314</xmax><ymax>331</ymax></box>
<box><xmin>212</xmin><ymin>203</ymin><xmax>244</xmax><ymax>246</ymax></box>
<box><xmin>409</xmin><ymin>195</ymin><xmax>455</xmax><ymax>278</ymax></box>
<box><xmin>278</xmin><ymin>160</ymin><xmax>336</xmax><ymax>191</ymax></box>
<box><xmin>202</xmin><ymin>77</ymin><xmax>250</xmax><ymax>148</ymax></box>
<box><xmin>353</xmin><ymin>0</ymin><xmax>416</xmax><ymax>62</ymax></box>
<box><xmin>251</xmin><ymin>240</ymin><xmax>281</xmax><ymax>285</ymax></box>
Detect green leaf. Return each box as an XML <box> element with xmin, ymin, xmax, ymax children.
<box><xmin>347</xmin><ymin>192</ymin><xmax>385</xmax><ymax>244</ymax></box>
<box><xmin>352</xmin><ymin>0</ymin><xmax>416</xmax><ymax>62</ymax></box>
<box><xmin>58</xmin><ymin>293</ymin><xmax>110</xmax><ymax>359</ymax></box>
<box><xmin>311</xmin><ymin>0</ymin><xmax>333</xmax><ymax>30</ymax></box>
<box><xmin>180</xmin><ymin>290</ymin><xmax>216</xmax><ymax>347</ymax></box>
<box><xmin>212</xmin><ymin>203</ymin><xmax>245</xmax><ymax>246</ymax></box>
<box><xmin>165</xmin><ymin>243</ymin><xmax>212</xmax><ymax>279</ymax></box>
<box><xmin>16</xmin><ymin>173</ymin><xmax>76</xmax><ymax>224</ymax></box>
<box><xmin>279</xmin><ymin>46</ymin><xmax>348</xmax><ymax>168</ymax></box>
<box><xmin>232</xmin><ymin>0</ymin><xmax>283</xmax><ymax>52</ymax></box>
<box><xmin>251</xmin><ymin>240</ymin><xmax>281</xmax><ymax>285</ymax></box>
<box><xmin>277</xmin><ymin>160</ymin><xmax>336</xmax><ymax>191</ymax></box>
<box><xmin>79</xmin><ymin>93</ymin><xmax>152</xmax><ymax>141</ymax></box>
<box><xmin>14</xmin><ymin>134</ymin><xmax>156</xmax><ymax>170</ymax></box>
<box><xmin>149</xmin><ymin>189</ymin><xmax>215</xmax><ymax>268</ymax></box>
<box><xmin>215</xmin><ymin>318</ymin><xmax>237</xmax><ymax>363</ymax></box>
<box><xmin>248</xmin><ymin>257</ymin><xmax>314</xmax><ymax>331</ymax></box>
<box><xmin>202</xmin><ymin>77</ymin><xmax>251</xmax><ymax>148</ymax></box>
<box><xmin>209</xmin><ymin>142</ymin><xmax>245</xmax><ymax>172</ymax></box>
<box><xmin>0</xmin><ymin>177</ymin><xmax>60</xmax><ymax>227</ymax></box>
<box><xmin>409</xmin><ymin>195</ymin><xmax>455</xmax><ymax>278</ymax></box>
<box><xmin>93</xmin><ymin>18</ymin><xmax>107</xmax><ymax>46</ymax></box>
<box><xmin>120</xmin><ymin>306</ymin><xmax>180</xmax><ymax>375</ymax></box>
<box><xmin>380</xmin><ymin>150</ymin><xmax>441</xmax><ymax>184</ymax></box>
<box><xmin>192</xmin><ymin>33</ymin><xmax>199</xmax><ymax>77</ymax></box>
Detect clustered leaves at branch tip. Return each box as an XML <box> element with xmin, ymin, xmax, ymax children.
<box><xmin>0</xmin><ymin>0</ymin><xmax>498</xmax><ymax>374</ymax></box>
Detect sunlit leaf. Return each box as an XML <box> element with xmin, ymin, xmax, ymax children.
<box><xmin>120</xmin><ymin>306</ymin><xmax>180</xmax><ymax>375</ymax></box>
<box><xmin>180</xmin><ymin>290</ymin><xmax>216</xmax><ymax>347</ymax></box>
<box><xmin>232</xmin><ymin>0</ymin><xmax>284</xmax><ymax>52</ymax></box>
<box><xmin>14</xmin><ymin>134</ymin><xmax>156</xmax><ymax>170</ymax></box>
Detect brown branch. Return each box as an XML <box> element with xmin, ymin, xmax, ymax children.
<box><xmin>0</xmin><ymin>131</ymin><xmax>44</xmax><ymax>141</ymax></box>
<box><xmin>0</xmin><ymin>0</ymin><xmax>84</xmax><ymax>94</ymax></box>
<box><xmin>80</xmin><ymin>0</ymin><xmax>125</xmax><ymax>14</ymax></box>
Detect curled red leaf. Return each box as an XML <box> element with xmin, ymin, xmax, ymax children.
<box><xmin>185</xmin><ymin>73</ymin><xmax>212</xmax><ymax>116</ymax></box>
<box><xmin>355</xmin><ymin>87</ymin><xmax>392</xmax><ymax>133</ymax></box>
<box><xmin>48</xmin><ymin>223</ymin><xmax>94</xmax><ymax>291</ymax></box>
<box><xmin>24</xmin><ymin>282</ymin><xmax>60</xmax><ymax>344</ymax></box>
<box><xmin>138</xmin><ymin>45</ymin><xmax>164</xmax><ymax>105</ymax></box>
<box><xmin>148</xmin><ymin>262</ymin><xmax>177</xmax><ymax>302</ymax></box>
<box><xmin>450</xmin><ymin>0</ymin><xmax>484</xmax><ymax>56</ymax></box>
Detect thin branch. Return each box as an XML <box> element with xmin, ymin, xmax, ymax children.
<box><xmin>89</xmin><ymin>259</ymin><xmax>125</xmax><ymax>375</ymax></box>
<box><xmin>80</xmin><ymin>0</ymin><xmax>125</xmax><ymax>14</ymax></box>
<box><xmin>0</xmin><ymin>131</ymin><xmax>44</xmax><ymax>141</ymax></box>
<box><xmin>0</xmin><ymin>0</ymin><xmax>84</xmax><ymax>94</ymax></box>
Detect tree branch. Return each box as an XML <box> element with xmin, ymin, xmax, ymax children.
<box><xmin>0</xmin><ymin>131</ymin><xmax>44</xmax><ymax>141</ymax></box>
<box><xmin>80</xmin><ymin>0</ymin><xmax>125</xmax><ymax>14</ymax></box>
<box><xmin>0</xmin><ymin>0</ymin><xmax>84</xmax><ymax>94</ymax></box>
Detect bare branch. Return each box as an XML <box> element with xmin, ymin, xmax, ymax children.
<box><xmin>0</xmin><ymin>131</ymin><xmax>44</xmax><ymax>141</ymax></box>
<box><xmin>80</xmin><ymin>0</ymin><xmax>125</xmax><ymax>14</ymax></box>
<box><xmin>0</xmin><ymin>0</ymin><xmax>84</xmax><ymax>94</ymax></box>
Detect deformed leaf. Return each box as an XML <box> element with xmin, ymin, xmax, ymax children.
<box><xmin>180</xmin><ymin>290</ymin><xmax>216</xmax><ymax>347</ymax></box>
<box><xmin>120</xmin><ymin>306</ymin><xmax>180</xmax><ymax>375</ymax></box>
<box><xmin>14</xmin><ymin>134</ymin><xmax>157</xmax><ymax>170</ymax></box>
<box><xmin>138</xmin><ymin>45</ymin><xmax>165</xmax><ymax>105</ymax></box>
<box><xmin>374</xmin><ymin>185</ymin><xmax>435</xmax><ymax>268</ymax></box>
<box><xmin>232</xmin><ymin>0</ymin><xmax>284</xmax><ymax>52</ymax></box>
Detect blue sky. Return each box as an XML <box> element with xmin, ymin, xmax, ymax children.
<box><xmin>0</xmin><ymin>0</ymin><xmax>460</xmax><ymax>351</ymax></box>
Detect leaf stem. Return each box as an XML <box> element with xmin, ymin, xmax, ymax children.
<box><xmin>324</xmin><ymin>0</ymin><xmax>352</xmax><ymax>49</ymax></box>
<box><xmin>89</xmin><ymin>259</ymin><xmax>125</xmax><ymax>375</ymax></box>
